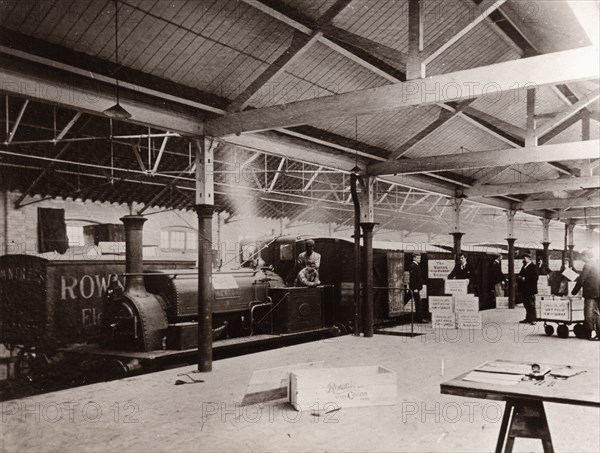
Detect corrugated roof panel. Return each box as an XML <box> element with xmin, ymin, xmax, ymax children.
<box><xmin>403</xmin><ymin>115</ymin><xmax>508</xmax><ymax>159</ymax></box>
<box><xmin>469</xmin><ymin>85</ymin><xmax>566</xmax><ymax>130</ymax></box>
<box><xmin>544</xmin><ymin>120</ymin><xmax>600</xmax><ymax>144</ymax></box>
<box><xmin>279</xmin><ymin>0</ymin><xmax>343</xmax><ymax>21</ymax></box>
<box><xmin>313</xmin><ymin>105</ymin><xmax>441</xmax><ymax>153</ymax></box>
<box><xmin>427</xmin><ymin>24</ymin><xmax>520</xmax><ymax>76</ymax></box>
<box><xmin>333</xmin><ymin>0</ymin><xmax>408</xmax><ymax>52</ymax></box>
<box><xmin>247</xmin><ymin>41</ymin><xmax>389</xmax><ymax>108</ymax></box>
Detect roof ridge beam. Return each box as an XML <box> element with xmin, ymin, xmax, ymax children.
<box><xmin>368</xmin><ymin>140</ymin><xmax>599</xmax><ymax>176</ymax></box>
<box><xmin>205</xmin><ymin>46</ymin><xmax>599</xmax><ymax>137</ymax></box>
<box><xmin>464</xmin><ymin>175</ymin><xmax>600</xmax><ymax>198</ymax></box>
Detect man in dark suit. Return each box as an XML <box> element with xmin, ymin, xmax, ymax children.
<box><xmin>518</xmin><ymin>253</ymin><xmax>538</xmax><ymax>325</ymax></box>
<box><xmin>408</xmin><ymin>253</ymin><xmax>427</xmax><ymax>323</ymax></box>
<box><xmin>489</xmin><ymin>254</ymin><xmax>505</xmax><ymax>304</ymax></box>
<box><xmin>448</xmin><ymin>253</ymin><xmax>476</xmax><ymax>294</ymax></box>
<box><xmin>572</xmin><ymin>249</ymin><xmax>600</xmax><ymax>341</ymax></box>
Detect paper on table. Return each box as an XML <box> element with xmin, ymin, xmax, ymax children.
<box><xmin>550</xmin><ymin>366</ymin><xmax>587</xmax><ymax>379</ymax></box>
<box><xmin>462</xmin><ymin>371</ymin><xmax>524</xmax><ymax>386</ymax></box>
<box><xmin>475</xmin><ymin>360</ymin><xmax>550</xmax><ymax>376</ymax></box>
<box><xmin>562</xmin><ymin>267</ymin><xmax>579</xmax><ymax>282</ymax></box>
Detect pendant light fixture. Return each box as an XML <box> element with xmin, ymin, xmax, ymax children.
<box><xmin>103</xmin><ymin>0</ymin><xmax>132</xmax><ymax>120</ymax></box>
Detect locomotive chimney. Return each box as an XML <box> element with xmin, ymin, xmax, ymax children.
<box><xmin>121</xmin><ymin>215</ymin><xmax>147</xmax><ymax>296</ymax></box>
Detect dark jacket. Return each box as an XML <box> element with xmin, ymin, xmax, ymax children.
<box><xmin>448</xmin><ymin>262</ymin><xmax>475</xmax><ymax>281</ymax></box>
<box><xmin>489</xmin><ymin>260</ymin><xmax>504</xmax><ymax>285</ymax></box>
<box><xmin>518</xmin><ymin>262</ymin><xmax>539</xmax><ymax>296</ymax></box>
<box><xmin>572</xmin><ymin>261</ymin><xmax>600</xmax><ymax>298</ymax></box>
<box><xmin>536</xmin><ymin>261</ymin><xmax>551</xmax><ymax>276</ymax></box>
<box><xmin>408</xmin><ymin>261</ymin><xmax>423</xmax><ymax>291</ymax></box>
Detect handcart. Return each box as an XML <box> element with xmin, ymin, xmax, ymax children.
<box><xmin>537</xmin><ymin>296</ymin><xmax>588</xmax><ymax>339</ymax></box>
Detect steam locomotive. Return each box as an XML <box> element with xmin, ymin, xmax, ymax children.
<box><xmin>0</xmin><ymin>215</ymin><xmax>505</xmax><ymax>384</ymax></box>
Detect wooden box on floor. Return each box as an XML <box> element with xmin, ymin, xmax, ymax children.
<box><xmin>289</xmin><ymin>366</ymin><xmax>397</xmax><ymax>411</ymax></box>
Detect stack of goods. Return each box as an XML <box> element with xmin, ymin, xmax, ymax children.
<box><xmin>429</xmin><ymin>279</ymin><xmax>481</xmax><ymax>329</ymax></box>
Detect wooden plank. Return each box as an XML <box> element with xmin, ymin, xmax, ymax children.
<box><xmin>534</xmin><ymin>88</ymin><xmax>600</xmax><ymax>138</ymax></box>
<box><xmin>547</xmin><ymin>207</ymin><xmax>600</xmax><ymax>219</ymax></box>
<box><xmin>0</xmin><ymin>54</ymin><xmax>205</xmax><ymax>136</ymax></box>
<box><xmin>406</xmin><ymin>0</ymin><xmax>424</xmax><ymax>80</ymax></box>
<box><xmin>460</xmin><ymin>106</ymin><xmax>526</xmax><ymax>139</ymax></box>
<box><xmin>228</xmin><ymin>32</ymin><xmax>322</xmax><ymax>112</ymax></box>
<box><xmin>422</xmin><ymin>0</ymin><xmax>508</xmax><ymax>67</ymax></box>
<box><xmin>518</xmin><ymin>193</ymin><xmax>600</xmax><ymax>210</ymax></box>
<box><xmin>205</xmin><ymin>46</ymin><xmax>599</xmax><ymax>136</ymax></box>
<box><xmin>465</xmin><ymin>176</ymin><xmax>600</xmax><ymax>198</ymax></box>
<box><xmin>367</xmin><ymin>140</ymin><xmax>600</xmax><ymax>176</ymax></box>
<box><xmin>240</xmin><ymin>361</ymin><xmax>325</xmax><ymax>406</ymax></box>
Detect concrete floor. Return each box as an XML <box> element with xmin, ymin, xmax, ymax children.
<box><xmin>1</xmin><ymin>308</ymin><xmax>599</xmax><ymax>453</ymax></box>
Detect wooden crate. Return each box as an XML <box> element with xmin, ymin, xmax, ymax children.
<box><xmin>290</xmin><ymin>366</ymin><xmax>397</xmax><ymax>411</ymax></box>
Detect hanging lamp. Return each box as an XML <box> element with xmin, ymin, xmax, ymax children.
<box><xmin>103</xmin><ymin>0</ymin><xmax>132</xmax><ymax>120</ymax></box>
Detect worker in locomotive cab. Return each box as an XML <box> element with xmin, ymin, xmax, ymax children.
<box><xmin>297</xmin><ymin>239</ymin><xmax>321</xmax><ymax>270</ymax></box>
<box><xmin>295</xmin><ymin>261</ymin><xmax>321</xmax><ymax>287</ymax></box>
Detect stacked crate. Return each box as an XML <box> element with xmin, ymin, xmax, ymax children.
<box><xmin>429</xmin><ymin>279</ymin><xmax>481</xmax><ymax>329</ymax></box>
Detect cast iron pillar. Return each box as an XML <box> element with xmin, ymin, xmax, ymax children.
<box><xmin>567</xmin><ymin>223</ymin><xmax>575</xmax><ymax>265</ymax></box>
<box><xmin>451</xmin><ymin>232</ymin><xmax>464</xmax><ymax>259</ymax></box>
<box><xmin>541</xmin><ymin>218</ymin><xmax>551</xmax><ymax>265</ymax></box>
<box><xmin>505</xmin><ymin>209</ymin><xmax>517</xmax><ymax>309</ymax></box>
<box><xmin>542</xmin><ymin>242</ymin><xmax>550</xmax><ymax>265</ymax></box>
<box><xmin>196</xmin><ymin>204</ymin><xmax>214</xmax><ymax>372</ymax></box>
<box><xmin>195</xmin><ymin>137</ymin><xmax>215</xmax><ymax>372</ymax></box>
<box><xmin>360</xmin><ymin>221</ymin><xmax>377</xmax><ymax>337</ymax></box>
<box><xmin>507</xmin><ymin>238</ymin><xmax>516</xmax><ymax>309</ymax></box>
<box><xmin>350</xmin><ymin>171</ymin><xmax>362</xmax><ymax>336</ymax></box>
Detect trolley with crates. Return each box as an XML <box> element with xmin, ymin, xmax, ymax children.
<box><xmin>536</xmin><ymin>296</ymin><xmax>588</xmax><ymax>339</ymax></box>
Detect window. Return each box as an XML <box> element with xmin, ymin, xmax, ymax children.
<box><xmin>160</xmin><ymin>227</ymin><xmax>197</xmax><ymax>252</ymax></box>
<box><xmin>66</xmin><ymin>225</ymin><xmax>85</xmax><ymax>247</ymax></box>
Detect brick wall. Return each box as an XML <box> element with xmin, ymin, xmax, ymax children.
<box><xmin>0</xmin><ymin>191</ymin><xmax>347</xmax><ymax>265</ymax></box>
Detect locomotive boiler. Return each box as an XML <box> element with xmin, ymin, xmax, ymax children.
<box><xmin>0</xmin><ymin>217</ymin><xmax>286</xmax><ymax>381</ymax></box>
<box><xmin>99</xmin><ymin>215</ymin><xmax>285</xmax><ymax>352</ymax></box>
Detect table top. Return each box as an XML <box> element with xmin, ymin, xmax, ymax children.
<box><xmin>441</xmin><ymin>359</ymin><xmax>600</xmax><ymax>408</ymax></box>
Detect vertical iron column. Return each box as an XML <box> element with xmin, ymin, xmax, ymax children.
<box><xmin>506</xmin><ymin>209</ymin><xmax>517</xmax><ymax>309</ymax></box>
<box><xmin>450</xmin><ymin>198</ymin><xmax>464</xmax><ymax>260</ymax></box>
<box><xmin>195</xmin><ymin>137</ymin><xmax>215</xmax><ymax>372</ymax></box>
<box><xmin>567</xmin><ymin>223</ymin><xmax>575</xmax><ymax>265</ymax></box>
<box><xmin>451</xmin><ymin>233</ymin><xmax>464</xmax><ymax>259</ymax></box>
<box><xmin>196</xmin><ymin>204</ymin><xmax>214</xmax><ymax>372</ymax></box>
<box><xmin>360</xmin><ymin>222</ymin><xmax>377</xmax><ymax>337</ymax></box>
<box><xmin>359</xmin><ymin>175</ymin><xmax>376</xmax><ymax>337</ymax></box>
<box><xmin>350</xmin><ymin>171</ymin><xmax>362</xmax><ymax>336</ymax></box>
<box><xmin>541</xmin><ymin>218</ymin><xmax>551</xmax><ymax>265</ymax></box>
<box><xmin>507</xmin><ymin>238</ymin><xmax>516</xmax><ymax>309</ymax></box>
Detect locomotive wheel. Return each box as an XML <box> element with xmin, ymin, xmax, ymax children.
<box><xmin>544</xmin><ymin>324</ymin><xmax>554</xmax><ymax>336</ymax></box>
<box><xmin>15</xmin><ymin>348</ymin><xmax>46</xmax><ymax>381</ymax></box>
<box><xmin>329</xmin><ymin>323</ymin><xmax>348</xmax><ymax>337</ymax></box>
<box><xmin>556</xmin><ymin>324</ymin><xmax>569</xmax><ymax>339</ymax></box>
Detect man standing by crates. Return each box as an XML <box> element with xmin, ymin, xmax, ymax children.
<box><xmin>518</xmin><ymin>253</ymin><xmax>539</xmax><ymax>325</ymax></box>
<box><xmin>408</xmin><ymin>253</ymin><xmax>428</xmax><ymax>323</ymax></box>
<box><xmin>572</xmin><ymin>249</ymin><xmax>600</xmax><ymax>341</ymax></box>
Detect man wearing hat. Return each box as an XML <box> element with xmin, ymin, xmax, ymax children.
<box><xmin>518</xmin><ymin>253</ymin><xmax>539</xmax><ymax>324</ymax></box>
<box><xmin>408</xmin><ymin>252</ymin><xmax>428</xmax><ymax>323</ymax></box>
<box><xmin>297</xmin><ymin>239</ymin><xmax>321</xmax><ymax>270</ymax></box>
<box><xmin>489</xmin><ymin>254</ymin><xmax>505</xmax><ymax>304</ymax></box>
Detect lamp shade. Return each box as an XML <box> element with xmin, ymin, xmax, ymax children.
<box><xmin>103</xmin><ymin>102</ymin><xmax>132</xmax><ymax>120</ymax></box>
